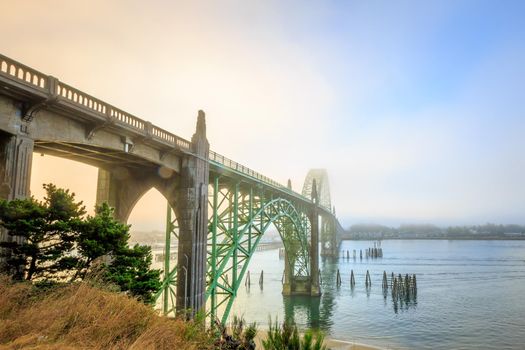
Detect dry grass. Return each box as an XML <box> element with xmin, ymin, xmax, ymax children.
<box><xmin>0</xmin><ymin>275</ymin><xmax>212</xmax><ymax>350</ymax></box>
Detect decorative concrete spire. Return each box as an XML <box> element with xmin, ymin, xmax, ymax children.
<box><xmin>287</xmin><ymin>179</ymin><xmax>292</xmax><ymax>190</ymax></box>
<box><xmin>191</xmin><ymin>109</ymin><xmax>209</xmax><ymax>153</ymax></box>
<box><xmin>196</xmin><ymin>110</ymin><xmax>206</xmax><ymax>137</ymax></box>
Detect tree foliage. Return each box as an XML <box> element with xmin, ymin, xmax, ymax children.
<box><xmin>0</xmin><ymin>184</ymin><xmax>161</xmax><ymax>303</ymax></box>
<box><xmin>0</xmin><ymin>184</ymin><xmax>85</xmax><ymax>280</ymax></box>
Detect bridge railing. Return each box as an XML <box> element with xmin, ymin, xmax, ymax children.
<box><xmin>209</xmin><ymin>150</ymin><xmax>334</xmax><ymax>214</ymax></box>
<box><xmin>209</xmin><ymin>150</ymin><xmax>284</xmax><ymax>188</ymax></box>
<box><xmin>0</xmin><ymin>55</ymin><xmax>48</xmax><ymax>92</ymax></box>
<box><xmin>0</xmin><ymin>53</ymin><xmax>192</xmax><ymax>152</ymax></box>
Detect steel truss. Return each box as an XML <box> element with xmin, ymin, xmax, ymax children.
<box><xmin>206</xmin><ymin>175</ymin><xmax>312</xmax><ymax>324</ymax></box>
<box><xmin>155</xmin><ymin>176</ymin><xmax>319</xmax><ymax>324</ymax></box>
<box><xmin>155</xmin><ymin>203</ymin><xmax>179</xmax><ymax>317</ymax></box>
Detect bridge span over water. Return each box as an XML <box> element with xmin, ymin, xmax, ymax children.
<box><xmin>0</xmin><ymin>54</ymin><xmax>344</xmax><ymax>323</ymax></box>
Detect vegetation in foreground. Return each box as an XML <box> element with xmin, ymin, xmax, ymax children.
<box><xmin>0</xmin><ymin>274</ymin><xmax>213</xmax><ymax>349</ymax></box>
<box><xmin>0</xmin><ymin>184</ymin><xmax>161</xmax><ymax>303</ymax></box>
<box><xmin>0</xmin><ymin>275</ymin><xmax>327</xmax><ymax>349</ymax></box>
<box><xmin>0</xmin><ymin>184</ymin><xmax>329</xmax><ymax>349</ymax></box>
<box><xmin>262</xmin><ymin>318</ymin><xmax>327</xmax><ymax>350</ymax></box>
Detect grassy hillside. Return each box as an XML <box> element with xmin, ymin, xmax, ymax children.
<box><xmin>0</xmin><ymin>275</ymin><xmax>212</xmax><ymax>349</ymax></box>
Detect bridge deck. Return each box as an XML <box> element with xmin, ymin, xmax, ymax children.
<box><xmin>0</xmin><ymin>53</ymin><xmax>333</xmax><ymax>213</ymax></box>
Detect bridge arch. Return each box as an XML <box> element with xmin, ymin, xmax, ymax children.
<box><xmin>302</xmin><ymin>169</ymin><xmax>339</xmax><ymax>256</ymax></box>
<box><xmin>206</xmin><ymin>176</ymin><xmax>315</xmax><ymax>324</ymax></box>
<box><xmin>302</xmin><ymin>169</ymin><xmax>331</xmax><ymax>211</ymax></box>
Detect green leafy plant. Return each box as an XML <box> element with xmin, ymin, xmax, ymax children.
<box><xmin>262</xmin><ymin>317</ymin><xmax>327</xmax><ymax>350</ymax></box>
<box><xmin>213</xmin><ymin>315</ymin><xmax>257</xmax><ymax>349</ymax></box>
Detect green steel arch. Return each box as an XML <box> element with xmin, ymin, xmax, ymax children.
<box><xmin>302</xmin><ymin>169</ymin><xmax>331</xmax><ymax>212</ymax></box>
<box><xmin>155</xmin><ymin>165</ymin><xmax>339</xmax><ymax>324</ymax></box>
<box><xmin>206</xmin><ymin>175</ymin><xmax>313</xmax><ymax>324</ymax></box>
<box><xmin>155</xmin><ymin>175</ymin><xmax>317</xmax><ymax>324</ymax></box>
<box><xmin>302</xmin><ymin>169</ymin><xmax>339</xmax><ymax>256</ymax></box>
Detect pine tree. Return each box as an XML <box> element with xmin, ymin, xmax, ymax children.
<box><xmin>105</xmin><ymin>243</ymin><xmax>161</xmax><ymax>304</ymax></box>
<box><xmin>0</xmin><ymin>184</ymin><xmax>85</xmax><ymax>281</ymax></box>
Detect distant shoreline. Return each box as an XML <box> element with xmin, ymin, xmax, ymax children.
<box><xmin>342</xmin><ymin>236</ymin><xmax>525</xmax><ymax>241</ymax></box>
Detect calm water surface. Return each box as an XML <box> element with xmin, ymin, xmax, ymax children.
<box><xmin>229</xmin><ymin>240</ymin><xmax>525</xmax><ymax>349</ymax></box>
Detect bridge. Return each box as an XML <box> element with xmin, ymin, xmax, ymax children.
<box><xmin>0</xmin><ymin>53</ymin><xmax>344</xmax><ymax>324</ymax></box>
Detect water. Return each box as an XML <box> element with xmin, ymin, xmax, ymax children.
<box><xmin>230</xmin><ymin>240</ymin><xmax>525</xmax><ymax>349</ymax></box>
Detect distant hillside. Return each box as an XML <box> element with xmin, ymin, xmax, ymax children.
<box><xmin>344</xmin><ymin>223</ymin><xmax>525</xmax><ymax>240</ymax></box>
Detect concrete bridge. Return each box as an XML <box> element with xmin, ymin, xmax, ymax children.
<box><xmin>0</xmin><ymin>54</ymin><xmax>344</xmax><ymax>323</ymax></box>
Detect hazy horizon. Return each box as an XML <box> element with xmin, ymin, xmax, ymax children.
<box><xmin>4</xmin><ymin>0</ymin><xmax>524</xmax><ymax>229</ymax></box>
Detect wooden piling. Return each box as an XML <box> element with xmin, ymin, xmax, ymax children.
<box><xmin>350</xmin><ymin>269</ymin><xmax>355</xmax><ymax>287</ymax></box>
<box><xmin>245</xmin><ymin>270</ymin><xmax>251</xmax><ymax>287</ymax></box>
<box><xmin>336</xmin><ymin>269</ymin><xmax>341</xmax><ymax>286</ymax></box>
<box><xmin>259</xmin><ymin>270</ymin><xmax>264</xmax><ymax>288</ymax></box>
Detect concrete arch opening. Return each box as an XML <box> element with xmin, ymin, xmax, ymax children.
<box><xmin>30</xmin><ymin>153</ymin><xmax>98</xmax><ymax>214</ymax></box>
<box><xmin>127</xmin><ymin>187</ymin><xmax>180</xmax><ymax>316</ymax></box>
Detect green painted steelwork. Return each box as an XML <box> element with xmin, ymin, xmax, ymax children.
<box><xmin>153</xmin><ymin>165</ymin><xmax>342</xmax><ymax>324</ymax></box>
<box><xmin>206</xmin><ymin>175</ymin><xmax>312</xmax><ymax>324</ymax></box>
<box><xmin>155</xmin><ymin>203</ymin><xmax>179</xmax><ymax>317</ymax></box>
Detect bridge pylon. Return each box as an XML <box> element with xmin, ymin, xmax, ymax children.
<box><xmin>0</xmin><ymin>129</ymin><xmax>34</xmax><ymax>278</ymax></box>
<box><xmin>174</xmin><ymin>110</ymin><xmax>209</xmax><ymax>318</ymax></box>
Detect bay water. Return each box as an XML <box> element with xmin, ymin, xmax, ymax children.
<box><xmin>230</xmin><ymin>240</ymin><xmax>525</xmax><ymax>349</ymax></box>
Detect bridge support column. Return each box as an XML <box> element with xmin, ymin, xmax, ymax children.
<box><xmin>282</xmin><ymin>249</ymin><xmax>292</xmax><ymax>295</ymax></box>
<box><xmin>0</xmin><ymin>131</ymin><xmax>34</xmax><ymax>276</ymax></box>
<box><xmin>175</xmin><ymin>111</ymin><xmax>209</xmax><ymax>318</ymax></box>
<box><xmin>309</xmin><ymin>207</ymin><xmax>321</xmax><ymax>296</ymax></box>
<box><xmin>95</xmin><ymin>167</ymin><xmax>156</xmax><ymax>223</ymax></box>
<box><xmin>0</xmin><ymin>132</ymin><xmax>34</xmax><ymax>200</ymax></box>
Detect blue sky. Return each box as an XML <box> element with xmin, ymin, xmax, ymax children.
<box><xmin>3</xmin><ymin>0</ymin><xmax>524</xmax><ymax>228</ymax></box>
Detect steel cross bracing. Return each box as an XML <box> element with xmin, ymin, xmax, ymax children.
<box><xmin>302</xmin><ymin>169</ymin><xmax>340</xmax><ymax>256</ymax></box>
<box><xmin>155</xmin><ymin>165</ymin><xmax>342</xmax><ymax>323</ymax></box>
<box><xmin>155</xmin><ymin>204</ymin><xmax>179</xmax><ymax>316</ymax></box>
<box><xmin>206</xmin><ymin>175</ymin><xmax>312</xmax><ymax>324</ymax></box>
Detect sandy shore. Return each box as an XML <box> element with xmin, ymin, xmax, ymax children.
<box><xmin>255</xmin><ymin>330</ymin><xmax>382</xmax><ymax>350</ymax></box>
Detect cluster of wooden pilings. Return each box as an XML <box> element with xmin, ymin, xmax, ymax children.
<box><xmin>335</xmin><ymin>269</ymin><xmax>373</xmax><ymax>288</ymax></box>
<box><xmin>334</xmin><ymin>269</ymin><xmax>417</xmax><ymax>295</ymax></box>
<box><xmin>382</xmin><ymin>271</ymin><xmax>417</xmax><ymax>301</ymax></box>
<box><xmin>365</xmin><ymin>247</ymin><xmax>383</xmax><ymax>259</ymax></box>
<box><xmin>342</xmin><ymin>247</ymin><xmax>384</xmax><ymax>260</ymax></box>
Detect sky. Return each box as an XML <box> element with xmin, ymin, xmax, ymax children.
<box><xmin>2</xmin><ymin>0</ymin><xmax>524</xmax><ymax>229</ymax></box>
